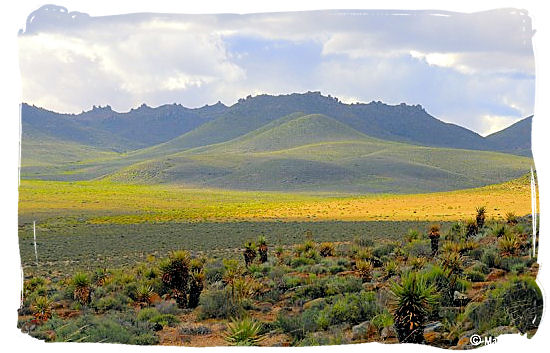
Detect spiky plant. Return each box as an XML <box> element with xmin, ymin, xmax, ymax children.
<box><xmin>223</xmin><ymin>260</ymin><xmax>245</xmax><ymax>301</ymax></box>
<box><xmin>505</xmin><ymin>212</ymin><xmax>519</xmax><ymax>225</ymax></box>
<box><xmin>476</xmin><ymin>206</ymin><xmax>487</xmax><ymax>229</ymax></box>
<box><xmin>405</xmin><ymin>229</ymin><xmax>421</xmax><ymax>242</ymax></box>
<box><xmin>428</xmin><ymin>224</ymin><xmax>441</xmax><ymax>256</ymax></box>
<box><xmin>257</xmin><ymin>236</ymin><xmax>268</xmax><ymax>263</ymax></box>
<box><xmin>135</xmin><ymin>284</ymin><xmax>153</xmax><ymax>305</ymax></box>
<box><xmin>72</xmin><ymin>272</ymin><xmax>91</xmax><ymax>305</ymax></box>
<box><xmin>354</xmin><ymin>247</ymin><xmax>373</xmax><ymax>261</ymax></box>
<box><xmin>491</xmin><ymin>223</ymin><xmax>509</xmax><ymax>238</ymax></box>
<box><xmin>441</xmin><ymin>250</ymin><xmax>464</xmax><ymax>289</ymax></box>
<box><xmin>319</xmin><ymin>242</ymin><xmax>335</xmax><ymax>257</ymax></box>
<box><xmin>384</xmin><ymin>260</ymin><xmax>399</xmax><ymax>279</ymax></box>
<box><xmin>499</xmin><ymin>233</ymin><xmax>521</xmax><ymax>256</ymax></box>
<box><xmin>391</xmin><ymin>272</ymin><xmax>438</xmax><ymax>343</ymax></box>
<box><xmin>188</xmin><ymin>271</ymin><xmax>205</xmax><ymax>308</ymax></box>
<box><xmin>31</xmin><ymin>296</ymin><xmax>52</xmax><ymax>323</ymax></box>
<box><xmin>243</xmin><ymin>241</ymin><xmax>257</xmax><ymax>267</ymax></box>
<box><xmin>409</xmin><ymin>256</ymin><xmax>426</xmax><ymax>271</ymax></box>
<box><xmin>160</xmin><ymin>250</ymin><xmax>191</xmax><ymax>307</ymax></box>
<box><xmin>93</xmin><ymin>268</ymin><xmax>108</xmax><ymax>286</ymax></box>
<box><xmin>224</xmin><ymin>317</ymin><xmax>266</xmax><ymax>346</ymax></box>
<box><xmin>465</xmin><ymin>219</ymin><xmax>478</xmax><ymax>238</ymax></box>
<box><xmin>356</xmin><ymin>260</ymin><xmax>374</xmax><ymax>282</ymax></box>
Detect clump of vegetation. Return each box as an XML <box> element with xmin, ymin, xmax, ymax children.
<box><xmin>476</xmin><ymin>206</ymin><xmax>487</xmax><ymax>229</ymax></box>
<box><xmin>319</xmin><ymin>242</ymin><xmax>335</xmax><ymax>257</ymax></box>
<box><xmin>465</xmin><ymin>219</ymin><xmax>478</xmax><ymax>238</ymax></box>
<box><xmin>391</xmin><ymin>272</ymin><xmax>438</xmax><ymax>343</ymax></box>
<box><xmin>31</xmin><ymin>296</ymin><xmax>52</xmax><ymax>323</ymax></box>
<box><xmin>224</xmin><ymin>317</ymin><xmax>265</xmax><ymax>346</ymax></box>
<box><xmin>506</xmin><ymin>212</ymin><xmax>518</xmax><ymax>225</ymax></box>
<box><xmin>243</xmin><ymin>241</ymin><xmax>257</xmax><ymax>267</ymax></box>
<box><xmin>257</xmin><ymin>236</ymin><xmax>268</xmax><ymax>263</ymax></box>
<box><xmin>160</xmin><ymin>250</ymin><xmax>191</xmax><ymax>308</ymax></box>
<box><xmin>355</xmin><ymin>260</ymin><xmax>374</xmax><ymax>282</ymax></box>
<box><xmin>72</xmin><ymin>272</ymin><xmax>91</xmax><ymax>305</ymax></box>
<box><xmin>499</xmin><ymin>233</ymin><xmax>520</xmax><ymax>256</ymax></box>
<box><xmin>428</xmin><ymin>224</ymin><xmax>441</xmax><ymax>256</ymax></box>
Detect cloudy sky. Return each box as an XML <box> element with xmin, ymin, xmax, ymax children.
<box><xmin>18</xmin><ymin>5</ymin><xmax>535</xmax><ymax>135</ymax></box>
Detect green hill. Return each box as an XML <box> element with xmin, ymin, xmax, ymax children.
<box><xmin>107</xmin><ymin>113</ymin><xmax>533</xmax><ymax>193</ymax></box>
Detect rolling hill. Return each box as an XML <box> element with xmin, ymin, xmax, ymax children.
<box><xmin>19</xmin><ymin>93</ymin><xmax>535</xmax><ymax>194</ymax></box>
<box><xmin>106</xmin><ymin>113</ymin><xmax>533</xmax><ymax>193</ymax></box>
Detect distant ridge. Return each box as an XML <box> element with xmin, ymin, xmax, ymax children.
<box><xmin>21</xmin><ymin>92</ymin><xmax>532</xmax><ymax>156</ymax></box>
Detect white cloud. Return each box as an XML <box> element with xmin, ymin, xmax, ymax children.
<box><xmin>481</xmin><ymin>115</ymin><xmax>523</xmax><ymax>136</ymax></box>
<box><xmin>18</xmin><ymin>6</ymin><xmax>535</xmax><ymax>134</ymax></box>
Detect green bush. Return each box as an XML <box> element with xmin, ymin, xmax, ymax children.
<box><xmin>31</xmin><ymin>312</ymin><xmax>159</xmax><ymax>344</ymax></box>
<box><xmin>481</xmin><ymin>248</ymin><xmax>499</xmax><ymax>268</ymax></box>
<box><xmin>198</xmin><ymin>289</ymin><xmax>243</xmax><ymax>319</ymax></box>
<box><xmin>316</xmin><ymin>291</ymin><xmax>380</xmax><ymax>330</ymax></box>
<box><xmin>464</xmin><ymin>276</ymin><xmax>543</xmax><ymax>334</ymax></box>
<box><xmin>465</xmin><ymin>269</ymin><xmax>486</xmax><ymax>282</ymax></box>
<box><xmin>373</xmin><ymin>243</ymin><xmax>397</xmax><ymax>258</ymax></box>
<box><xmin>404</xmin><ymin>239</ymin><xmax>431</xmax><ymax>258</ymax></box>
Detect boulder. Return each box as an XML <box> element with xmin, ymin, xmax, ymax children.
<box><xmin>453</xmin><ymin>291</ymin><xmax>470</xmax><ymax>306</ymax></box>
<box><xmin>424</xmin><ymin>321</ymin><xmax>444</xmax><ymax>333</ymax></box>
<box><xmin>352</xmin><ymin>320</ymin><xmax>378</xmax><ymax>340</ymax></box>
<box><xmin>381</xmin><ymin>325</ymin><xmax>398</xmax><ymax>341</ymax></box>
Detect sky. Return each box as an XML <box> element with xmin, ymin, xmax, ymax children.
<box><xmin>18</xmin><ymin>5</ymin><xmax>535</xmax><ymax>136</ymax></box>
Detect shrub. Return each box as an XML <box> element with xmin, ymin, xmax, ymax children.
<box><xmin>404</xmin><ymin>239</ymin><xmax>431</xmax><ymax>258</ymax></box>
<box><xmin>198</xmin><ymin>289</ymin><xmax>243</xmax><ymax>320</ymax></box>
<box><xmin>354</xmin><ymin>235</ymin><xmax>374</xmax><ymax>247</ymax></box>
<box><xmin>445</xmin><ymin>222</ymin><xmax>464</xmax><ymax>242</ymax></box>
<box><xmin>204</xmin><ymin>259</ymin><xmax>225</xmax><ymax>284</ymax></box>
<box><xmin>481</xmin><ymin>248</ymin><xmax>499</xmax><ymax>268</ymax></box>
<box><xmin>465</xmin><ymin>269</ymin><xmax>486</xmax><ymax>282</ymax></box>
<box><xmin>33</xmin><ymin>312</ymin><xmax>159</xmax><ymax>344</ymax></box>
<box><xmin>316</xmin><ymin>291</ymin><xmax>380</xmax><ymax>330</ymax></box>
<box><xmin>294</xmin><ymin>276</ymin><xmax>362</xmax><ymax>302</ymax></box>
<box><xmin>372</xmin><ymin>310</ymin><xmax>394</xmax><ymax>330</ymax></box>
<box><xmin>373</xmin><ymin>243</ymin><xmax>397</xmax><ymax>258</ymax></box>
<box><xmin>464</xmin><ymin>276</ymin><xmax>542</xmax><ymax>334</ymax></box>
<box><xmin>224</xmin><ymin>317</ymin><xmax>265</xmax><ymax>346</ymax></box>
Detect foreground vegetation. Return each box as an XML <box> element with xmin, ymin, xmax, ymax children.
<box><xmin>19</xmin><ymin>210</ymin><xmax>542</xmax><ymax>347</ymax></box>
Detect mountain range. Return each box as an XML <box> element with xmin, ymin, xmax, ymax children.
<box><xmin>20</xmin><ymin>92</ymin><xmax>534</xmax><ymax>193</ymax></box>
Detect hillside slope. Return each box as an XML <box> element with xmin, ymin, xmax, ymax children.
<box><xmin>107</xmin><ymin>113</ymin><xmax>533</xmax><ymax>193</ymax></box>
<box><xmin>485</xmin><ymin>116</ymin><xmax>532</xmax><ymax>156</ymax></box>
